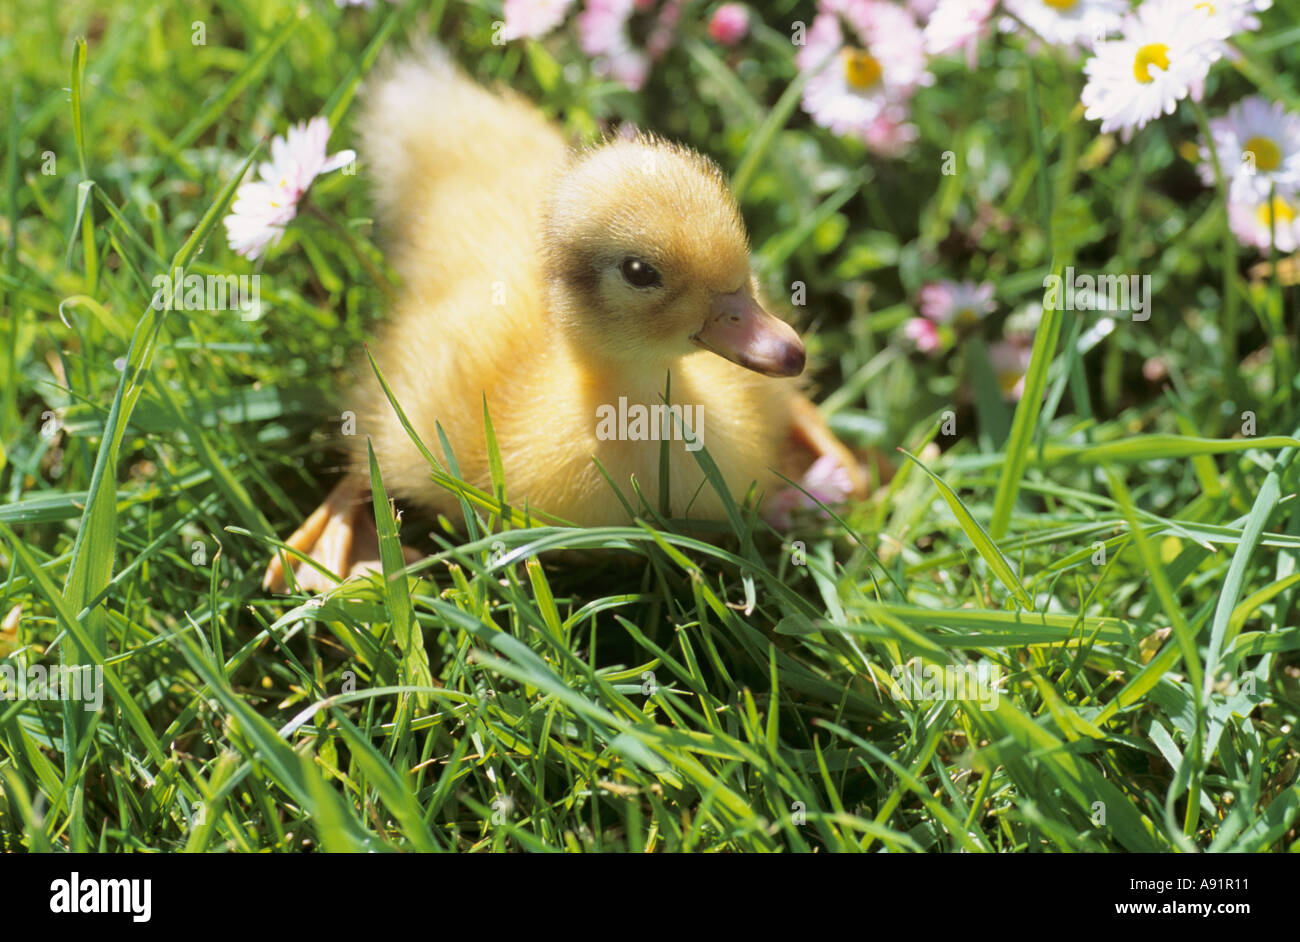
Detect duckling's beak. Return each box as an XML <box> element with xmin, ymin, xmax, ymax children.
<box><xmin>692</xmin><ymin>291</ymin><xmax>806</xmax><ymax>377</ymax></box>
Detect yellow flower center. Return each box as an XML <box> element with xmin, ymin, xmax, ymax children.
<box><xmin>1042</xmin><ymin>0</ymin><xmax>1078</xmax><ymax>9</ymax></box>
<box><xmin>843</xmin><ymin>48</ymin><xmax>883</xmax><ymax>90</ymax></box>
<box><xmin>1132</xmin><ymin>43</ymin><xmax>1171</xmax><ymax>83</ymax></box>
<box><xmin>956</xmin><ymin>307</ymin><xmax>979</xmax><ymax>325</ymax></box>
<box><xmin>997</xmin><ymin>369</ymin><xmax>1024</xmax><ymax>396</ymax></box>
<box><xmin>1194</xmin><ymin>2</ymin><xmax>1217</xmax><ymax>13</ymax></box>
<box><xmin>1257</xmin><ymin>196</ymin><xmax>1297</xmax><ymax>228</ymax></box>
<box><xmin>1244</xmin><ymin>135</ymin><xmax>1282</xmax><ymax>172</ymax></box>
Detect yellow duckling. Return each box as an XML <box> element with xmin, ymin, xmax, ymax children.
<box><xmin>264</xmin><ymin>47</ymin><xmax>867</xmax><ymax>593</ymax></box>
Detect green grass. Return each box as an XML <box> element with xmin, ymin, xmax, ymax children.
<box><xmin>1</xmin><ymin>0</ymin><xmax>1298</xmax><ymax>852</ymax></box>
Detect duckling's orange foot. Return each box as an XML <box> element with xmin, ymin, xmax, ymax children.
<box><xmin>787</xmin><ymin>396</ymin><xmax>870</xmax><ymax>497</ymax></box>
<box><xmin>770</xmin><ymin>395</ymin><xmax>892</xmax><ymax>528</ymax></box>
<box><xmin>261</xmin><ymin>477</ymin><xmax>422</xmax><ymax>594</ymax></box>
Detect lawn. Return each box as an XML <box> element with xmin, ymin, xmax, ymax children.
<box><xmin>1</xmin><ymin>0</ymin><xmax>1298</xmax><ymax>853</ymax></box>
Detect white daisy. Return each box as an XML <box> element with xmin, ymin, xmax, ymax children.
<box><xmin>1080</xmin><ymin>0</ymin><xmax>1229</xmax><ymax>139</ymax></box>
<box><xmin>1199</xmin><ymin>95</ymin><xmax>1300</xmax><ymax>198</ymax></box>
<box><xmin>905</xmin><ymin>316</ymin><xmax>943</xmax><ymax>353</ymax></box>
<box><xmin>918</xmin><ymin>279</ymin><xmax>997</xmax><ymax>325</ymax></box>
<box><xmin>797</xmin><ymin>0</ymin><xmax>931</xmax><ymax>146</ymax></box>
<box><xmin>923</xmin><ymin>0</ymin><xmax>997</xmax><ymax>57</ymax></box>
<box><xmin>861</xmin><ymin>104</ymin><xmax>921</xmax><ymax>157</ymax></box>
<box><xmin>577</xmin><ymin>0</ymin><xmax>649</xmax><ymax>92</ymax></box>
<box><xmin>1192</xmin><ymin>0</ymin><xmax>1272</xmax><ymax>36</ymax></box>
<box><xmin>1004</xmin><ymin>0</ymin><xmax>1128</xmax><ymax>50</ymax></box>
<box><xmin>1227</xmin><ymin>178</ymin><xmax>1300</xmax><ymax>254</ymax></box>
<box><xmin>224</xmin><ymin>185</ymin><xmax>293</xmax><ymax>261</ymax></box>
<box><xmin>224</xmin><ymin>117</ymin><xmax>355</xmax><ymax>260</ymax></box>
<box><xmin>766</xmin><ymin>454</ymin><xmax>855</xmax><ymax>529</ymax></box>
<box><xmin>988</xmin><ymin>337</ymin><xmax>1034</xmax><ymax>400</ymax></box>
<box><xmin>501</xmin><ymin>0</ymin><xmax>576</xmax><ymax>41</ymax></box>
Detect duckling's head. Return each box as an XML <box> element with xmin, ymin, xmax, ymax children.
<box><xmin>542</xmin><ymin>135</ymin><xmax>805</xmax><ymax>378</ymax></box>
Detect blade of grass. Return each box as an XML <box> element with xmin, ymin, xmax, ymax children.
<box><xmin>366</xmin><ymin>439</ymin><xmax>434</xmax><ymax>719</ymax></box>
<box><xmin>989</xmin><ymin>265</ymin><xmax>1063</xmax><ymax>539</ymax></box>
<box><xmin>899</xmin><ymin>449</ymin><xmax>1033</xmax><ymax>610</ymax></box>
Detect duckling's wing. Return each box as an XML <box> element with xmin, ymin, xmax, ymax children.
<box><xmin>358</xmin><ymin>44</ymin><xmax>570</xmax><ymax>302</ymax></box>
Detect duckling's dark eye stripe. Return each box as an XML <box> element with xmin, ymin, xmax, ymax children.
<box><xmin>554</xmin><ymin>248</ymin><xmax>602</xmax><ymax>295</ymax></box>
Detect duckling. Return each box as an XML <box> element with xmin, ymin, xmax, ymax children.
<box><xmin>264</xmin><ymin>47</ymin><xmax>869</xmax><ymax>593</ymax></box>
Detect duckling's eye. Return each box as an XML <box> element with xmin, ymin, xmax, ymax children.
<box><xmin>620</xmin><ymin>257</ymin><xmax>662</xmax><ymax>288</ymax></box>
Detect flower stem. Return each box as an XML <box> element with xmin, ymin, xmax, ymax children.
<box><xmin>1264</xmin><ymin>182</ymin><xmax>1293</xmax><ymax>408</ymax></box>
<box><xmin>1189</xmin><ymin>99</ymin><xmax>1240</xmax><ymax>394</ymax></box>
<box><xmin>303</xmin><ymin>199</ymin><xmax>396</xmax><ymax>301</ymax></box>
